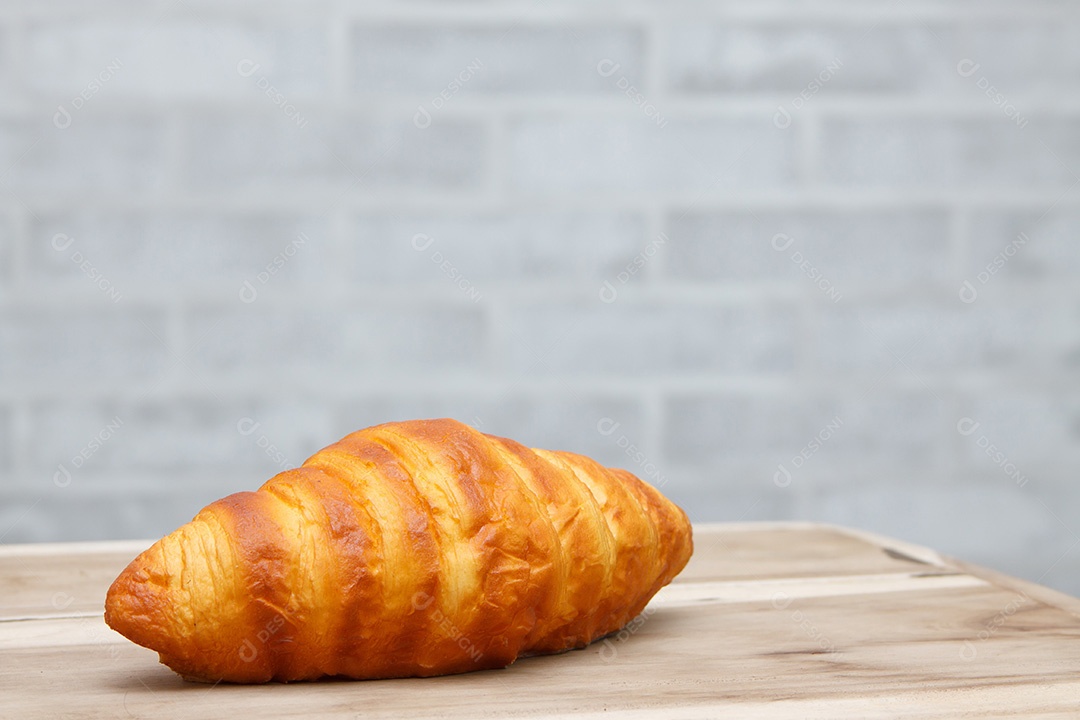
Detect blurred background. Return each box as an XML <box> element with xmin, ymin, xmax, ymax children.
<box><xmin>1</xmin><ymin>1</ymin><xmax>1079</xmax><ymax>594</ymax></box>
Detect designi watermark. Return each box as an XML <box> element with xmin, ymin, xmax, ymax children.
<box><xmin>597</xmin><ymin>59</ymin><xmax>668</xmax><ymax>129</ymax></box>
<box><xmin>597</xmin><ymin>417</ymin><xmax>668</xmax><ymax>488</ymax></box>
<box><xmin>411</xmin><ymin>234</ymin><xmax>482</xmax><ymax>302</ymax></box>
<box><xmin>957</xmin><ymin>60</ymin><xmax>1028</xmax><ymax>129</ymax></box>
<box><xmin>599</xmin><ymin>233</ymin><xmax>668</xmax><ymax>303</ymax></box>
<box><xmin>239</xmin><ymin>597</ymin><xmax>300</xmax><ymax>663</ymax></box>
<box><xmin>414</xmin><ymin>58</ymin><xmax>484</xmax><ymax>129</ymax></box>
<box><xmin>239</xmin><ymin>232</ymin><xmax>309</xmax><ymax>303</ymax></box>
<box><xmin>411</xmin><ymin>591</ymin><xmax>482</xmax><ymax>662</ymax></box>
<box><xmin>772</xmin><ymin>591</ymin><xmax>836</xmax><ymax>653</ymax></box>
<box><xmin>956</xmin><ymin>417</ymin><xmax>1028</xmax><ymax>488</ymax></box>
<box><xmin>774</xmin><ymin>58</ymin><xmax>843</xmax><ymax>129</ymax></box>
<box><xmin>54</xmin><ymin>58</ymin><xmax>124</xmax><ymax>129</ymax></box>
<box><xmin>51</xmin><ymin>234</ymin><xmax>123</xmax><ymax>303</ymax></box>
<box><xmin>598</xmin><ymin>605</ymin><xmax>656</xmax><ymax>661</ymax></box>
<box><xmin>771</xmin><ymin>234</ymin><xmax>841</xmax><ymax>303</ymax></box>
<box><xmin>237</xmin><ymin>417</ymin><xmax>293</xmax><ymax>472</ymax></box>
<box><xmin>959</xmin><ymin>592</ymin><xmax>1030</xmax><ymax>661</ymax></box>
<box><xmin>958</xmin><ymin>232</ymin><xmax>1028</xmax><ymax>304</ymax></box>
<box><xmin>774</xmin><ymin>416</ymin><xmax>844</xmax><ymax>488</ymax></box>
<box><xmin>54</xmin><ymin>416</ymin><xmax>124</xmax><ymax>488</ymax></box>
<box><xmin>237</xmin><ymin>60</ymin><xmax>308</xmax><ymax>129</ymax></box>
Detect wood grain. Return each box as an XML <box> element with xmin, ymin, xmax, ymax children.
<box><xmin>2</xmin><ymin>522</ymin><xmax>1079</xmax><ymax>718</ymax></box>
<box><xmin>0</xmin><ymin>540</ymin><xmax>148</xmax><ymax>620</ymax></box>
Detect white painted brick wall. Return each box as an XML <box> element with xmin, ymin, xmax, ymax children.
<box><xmin>814</xmin><ymin>298</ymin><xmax>1080</xmax><ymax>373</ymax></box>
<box><xmin>666</xmin><ymin>209</ymin><xmax>950</xmax><ymax>284</ymax></box>
<box><xmin>0</xmin><ymin>216</ymin><xmax>12</xmax><ymax>292</ymax></box>
<box><xmin>28</xmin><ymin>212</ymin><xmax>332</xmax><ymax>285</ymax></box>
<box><xmin>1</xmin><ymin>1</ymin><xmax>1078</xmax><ymax>596</ymax></box>
<box><xmin>351</xmin><ymin>26</ymin><xmax>645</xmax><ymax>95</ymax></box>
<box><xmin>666</xmin><ymin>26</ymin><xmax>937</xmax><ymax>94</ymax></box>
<box><xmin>23</xmin><ymin>22</ymin><xmax>331</xmax><ymax>100</ymax></box>
<box><xmin>497</xmin><ymin>301</ymin><xmax>798</xmax><ymax>375</ymax></box>
<box><xmin>665</xmin><ymin>391</ymin><xmax>945</xmax><ymax>476</ymax></box>
<box><xmin>185</xmin><ymin>305</ymin><xmax>488</xmax><ymax>375</ymax></box>
<box><xmin>182</xmin><ymin>115</ymin><xmax>488</xmax><ymax>193</ymax></box>
<box><xmin>819</xmin><ymin>118</ymin><xmax>1080</xmax><ymax>188</ymax></box>
<box><xmin>1</xmin><ymin>308</ymin><xmax>170</xmax><ymax>384</ymax></box>
<box><xmin>0</xmin><ymin>117</ymin><xmax>167</xmax><ymax>194</ymax></box>
<box><xmin>0</xmin><ymin>406</ymin><xmax>10</xmax><ymax>473</ymax></box>
<box><xmin>350</xmin><ymin>211</ymin><xmax>647</xmax><ymax>283</ymax></box>
<box><xmin>336</xmin><ymin>393</ymin><xmax>647</xmax><ymax>469</ymax></box>
<box><xmin>508</xmin><ymin>117</ymin><xmax>798</xmax><ymax>193</ymax></box>
<box><xmin>968</xmin><ymin>209</ymin><xmax>1080</xmax><ymax>278</ymax></box>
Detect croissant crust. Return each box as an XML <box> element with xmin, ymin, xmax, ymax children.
<box><xmin>105</xmin><ymin>418</ymin><xmax>693</xmax><ymax>682</ymax></box>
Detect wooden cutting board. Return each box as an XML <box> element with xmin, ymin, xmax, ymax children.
<box><xmin>3</xmin><ymin>522</ymin><xmax>1080</xmax><ymax>718</ymax></box>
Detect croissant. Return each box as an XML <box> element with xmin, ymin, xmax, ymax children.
<box><xmin>104</xmin><ymin>418</ymin><xmax>692</xmax><ymax>682</ymax></box>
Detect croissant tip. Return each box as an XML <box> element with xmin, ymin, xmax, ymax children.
<box><xmin>103</xmin><ymin>543</ymin><xmax>174</xmax><ymax>657</ymax></box>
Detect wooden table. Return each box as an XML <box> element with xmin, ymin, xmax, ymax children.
<box><xmin>3</xmin><ymin>522</ymin><xmax>1080</xmax><ymax>718</ymax></box>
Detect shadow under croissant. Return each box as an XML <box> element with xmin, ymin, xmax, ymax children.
<box><xmin>111</xmin><ymin>607</ymin><xmax>678</xmax><ymax>687</ymax></box>
<box><xmin>112</xmin><ymin>660</ymin><xmax>517</xmax><ymax>691</ymax></box>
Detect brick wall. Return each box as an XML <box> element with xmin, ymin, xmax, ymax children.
<box><xmin>1</xmin><ymin>1</ymin><xmax>1079</xmax><ymax>594</ymax></box>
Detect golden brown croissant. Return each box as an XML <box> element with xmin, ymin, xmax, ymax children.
<box><xmin>104</xmin><ymin>418</ymin><xmax>692</xmax><ymax>682</ymax></box>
